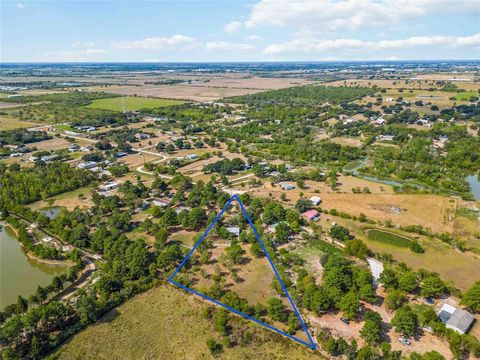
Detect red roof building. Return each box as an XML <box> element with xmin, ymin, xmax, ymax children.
<box><xmin>302</xmin><ymin>209</ymin><xmax>320</xmax><ymax>221</ymax></box>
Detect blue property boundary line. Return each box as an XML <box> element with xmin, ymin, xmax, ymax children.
<box><xmin>168</xmin><ymin>194</ymin><xmax>316</xmax><ymax>350</ymax></box>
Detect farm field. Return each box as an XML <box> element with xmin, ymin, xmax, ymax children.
<box><xmin>85</xmin><ymin>96</ymin><xmax>185</xmax><ymax>111</ymax></box>
<box><xmin>56</xmin><ymin>285</ymin><xmax>319</xmax><ymax>360</ymax></box>
<box><xmin>83</xmin><ymin>75</ymin><xmax>316</xmax><ymax>101</ymax></box>
<box><xmin>95</xmin><ymin>84</ymin><xmax>267</xmax><ymax>102</ymax></box>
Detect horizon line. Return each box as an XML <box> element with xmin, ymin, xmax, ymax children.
<box><xmin>1</xmin><ymin>59</ymin><xmax>480</xmax><ymax>65</ymax></box>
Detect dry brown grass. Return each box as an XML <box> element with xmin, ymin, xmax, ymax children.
<box><xmin>0</xmin><ymin>116</ymin><xmax>42</xmax><ymax>130</ymax></box>
<box><xmin>329</xmin><ymin>137</ymin><xmax>363</xmax><ymax>148</ymax></box>
<box><xmin>250</xmin><ymin>183</ymin><xmax>454</xmax><ymax>234</ymax></box>
<box><xmin>56</xmin><ymin>285</ymin><xmax>320</xmax><ymax>359</ymax></box>
<box><xmin>31</xmin><ymin>137</ymin><xmax>78</xmax><ymax>151</ymax></box>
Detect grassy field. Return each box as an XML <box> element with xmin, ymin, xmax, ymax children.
<box><xmin>169</xmin><ymin>230</ymin><xmax>196</xmax><ymax>248</ymax></box>
<box><xmin>56</xmin><ymin>285</ymin><xmax>321</xmax><ymax>359</ymax></box>
<box><xmin>29</xmin><ymin>185</ymin><xmax>95</xmax><ymax>211</ymax></box>
<box><xmin>455</xmin><ymin>91</ymin><xmax>478</xmax><ymax>101</ymax></box>
<box><xmin>86</xmin><ymin>96</ymin><xmax>185</xmax><ymax>111</ymax></box>
<box><xmin>312</xmin><ymin>214</ymin><xmax>480</xmax><ymax>291</ymax></box>
<box><xmin>365</xmin><ymin>229</ymin><xmax>412</xmax><ymax>248</ymax></box>
<box><xmin>0</xmin><ymin>116</ymin><xmax>41</xmax><ymax>130</ymax></box>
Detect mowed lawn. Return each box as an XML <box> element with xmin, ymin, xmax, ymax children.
<box><xmin>86</xmin><ymin>96</ymin><xmax>185</xmax><ymax>111</ymax></box>
<box><xmin>56</xmin><ymin>285</ymin><xmax>320</xmax><ymax>359</ymax></box>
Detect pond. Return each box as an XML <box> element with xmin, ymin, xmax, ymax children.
<box><xmin>467</xmin><ymin>174</ymin><xmax>480</xmax><ymax>200</ymax></box>
<box><xmin>344</xmin><ymin>159</ymin><xmax>425</xmax><ymax>189</ymax></box>
<box><xmin>0</xmin><ymin>224</ymin><xmax>69</xmax><ymax>309</ymax></box>
<box><xmin>40</xmin><ymin>206</ymin><xmax>62</xmax><ymax>219</ymax></box>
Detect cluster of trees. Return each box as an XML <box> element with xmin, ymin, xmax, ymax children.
<box><xmin>227</xmin><ymin>85</ymin><xmax>375</xmax><ymax>106</ymax></box>
<box><xmin>0</xmin><ymin>129</ymin><xmax>51</xmax><ymax>146</ymax></box>
<box><xmin>379</xmin><ymin>265</ymin><xmax>447</xmax><ymax>308</ymax></box>
<box><xmin>9</xmin><ymin>91</ymin><xmax>140</xmax><ymax>126</ymax></box>
<box><xmin>203</xmin><ymin>157</ymin><xmax>245</xmax><ymax>176</ymax></box>
<box><xmin>461</xmin><ymin>281</ymin><xmax>480</xmax><ymax>313</ymax></box>
<box><xmin>296</xmin><ymin>252</ymin><xmax>376</xmax><ymax>320</ymax></box>
<box><xmin>0</xmin><ymin>162</ymin><xmax>96</xmax><ymax>212</ymax></box>
<box><xmin>363</xmin><ymin>124</ymin><xmax>480</xmax><ymax>196</ymax></box>
<box><xmin>144</xmin><ymin>103</ymin><xmax>227</xmax><ymax>123</ymax></box>
<box><xmin>93</xmin><ymin>128</ymin><xmax>154</xmax><ymax>145</ymax></box>
<box><xmin>317</xmin><ymin>328</ymin><xmax>447</xmax><ymax>360</ymax></box>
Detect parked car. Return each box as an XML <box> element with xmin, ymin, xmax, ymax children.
<box><xmin>424</xmin><ymin>297</ymin><xmax>434</xmax><ymax>305</ymax></box>
<box><xmin>340</xmin><ymin>317</ymin><xmax>350</xmax><ymax>325</ymax></box>
<box><xmin>398</xmin><ymin>336</ymin><xmax>411</xmax><ymax>345</ymax></box>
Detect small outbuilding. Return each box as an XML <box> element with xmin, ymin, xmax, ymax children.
<box><xmin>226</xmin><ymin>226</ymin><xmax>240</xmax><ymax>237</ymax></box>
<box><xmin>302</xmin><ymin>209</ymin><xmax>320</xmax><ymax>221</ymax></box>
<box><xmin>438</xmin><ymin>304</ymin><xmax>475</xmax><ymax>334</ymax></box>
<box><xmin>279</xmin><ymin>182</ymin><xmax>295</xmax><ymax>190</ymax></box>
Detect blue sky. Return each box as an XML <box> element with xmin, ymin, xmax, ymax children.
<box><xmin>1</xmin><ymin>0</ymin><xmax>479</xmax><ymax>62</ymax></box>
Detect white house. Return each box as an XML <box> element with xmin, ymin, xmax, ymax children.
<box><xmin>310</xmin><ymin>196</ymin><xmax>322</xmax><ymax>206</ymax></box>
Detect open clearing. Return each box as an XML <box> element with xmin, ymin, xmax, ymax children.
<box><xmin>0</xmin><ymin>116</ymin><xmax>42</xmax><ymax>130</ymax></box>
<box><xmin>330</xmin><ymin>136</ymin><xmax>363</xmax><ymax>148</ymax></box>
<box><xmin>29</xmin><ymin>186</ymin><xmax>95</xmax><ymax>211</ymax></box>
<box><xmin>56</xmin><ymin>285</ymin><xmax>319</xmax><ymax>359</ymax></box>
<box><xmin>86</xmin><ymin>97</ymin><xmax>185</xmax><ymax>111</ymax></box>
<box><xmin>28</xmin><ymin>137</ymin><xmax>73</xmax><ymax>151</ymax></box>
<box><xmin>250</xmin><ymin>184</ymin><xmax>453</xmax><ymax>233</ymax></box>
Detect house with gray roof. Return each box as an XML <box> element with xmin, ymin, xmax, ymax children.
<box><xmin>438</xmin><ymin>304</ymin><xmax>475</xmax><ymax>334</ymax></box>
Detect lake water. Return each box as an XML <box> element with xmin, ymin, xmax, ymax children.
<box><xmin>467</xmin><ymin>174</ymin><xmax>480</xmax><ymax>200</ymax></box>
<box><xmin>0</xmin><ymin>225</ymin><xmax>68</xmax><ymax>309</ymax></box>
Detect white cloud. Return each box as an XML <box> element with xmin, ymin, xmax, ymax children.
<box><xmin>113</xmin><ymin>35</ymin><xmax>196</xmax><ymax>50</ymax></box>
<box><xmin>243</xmin><ymin>0</ymin><xmax>479</xmax><ymax>31</ymax></box>
<box><xmin>206</xmin><ymin>41</ymin><xmax>255</xmax><ymax>52</ymax></box>
<box><xmin>264</xmin><ymin>33</ymin><xmax>480</xmax><ymax>54</ymax></box>
<box><xmin>16</xmin><ymin>3</ymin><xmax>25</xmax><ymax>9</ymax></box>
<box><xmin>246</xmin><ymin>34</ymin><xmax>261</xmax><ymax>41</ymax></box>
<box><xmin>42</xmin><ymin>48</ymin><xmax>107</xmax><ymax>61</ymax></box>
<box><xmin>72</xmin><ymin>41</ymin><xmax>95</xmax><ymax>48</ymax></box>
<box><xmin>224</xmin><ymin>21</ymin><xmax>243</xmax><ymax>34</ymax></box>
